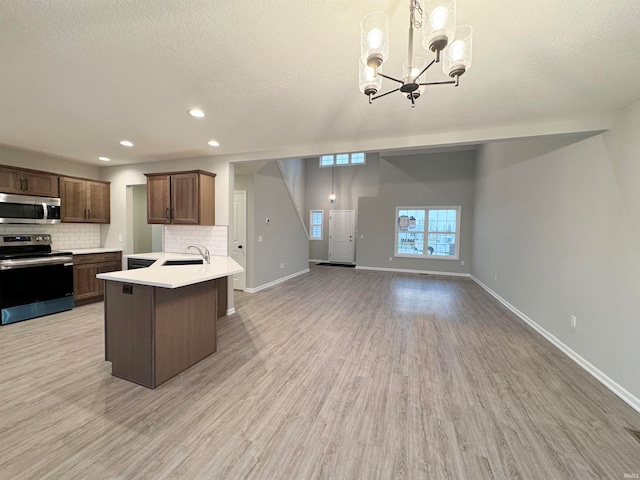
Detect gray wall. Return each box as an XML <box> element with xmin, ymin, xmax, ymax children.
<box><xmin>238</xmin><ymin>162</ymin><xmax>309</xmax><ymax>289</ymax></box>
<box><xmin>472</xmin><ymin>99</ymin><xmax>640</xmax><ymax>402</ymax></box>
<box><xmin>357</xmin><ymin>151</ymin><xmax>475</xmax><ymax>274</ymax></box>
<box><xmin>305</xmin><ymin>153</ymin><xmax>380</xmax><ymax>260</ymax></box>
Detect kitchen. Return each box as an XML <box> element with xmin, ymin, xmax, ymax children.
<box><xmin>0</xmin><ymin>156</ymin><xmax>243</xmax><ymax>388</ymax></box>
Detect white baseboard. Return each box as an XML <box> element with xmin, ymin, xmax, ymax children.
<box><xmin>471</xmin><ymin>275</ymin><xmax>640</xmax><ymax>415</ymax></box>
<box><xmin>355</xmin><ymin>265</ymin><xmax>471</xmax><ymax>277</ymax></box>
<box><xmin>244</xmin><ymin>268</ymin><xmax>310</xmax><ymax>293</ymax></box>
<box><xmin>308</xmin><ymin>259</ymin><xmax>325</xmax><ymax>263</ymax></box>
<box><xmin>225</xmin><ymin>307</ymin><xmax>236</xmax><ymax>316</ymax></box>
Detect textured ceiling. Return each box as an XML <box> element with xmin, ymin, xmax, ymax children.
<box><xmin>1</xmin><ymin>0</ymin><xmax>640</xmax><ymax>166</ymax></box>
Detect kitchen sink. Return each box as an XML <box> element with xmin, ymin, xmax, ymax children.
<box><xmin>162</xmin><ymin>259</ymin><xmax>204</xmax><ymax>266</ymax></box>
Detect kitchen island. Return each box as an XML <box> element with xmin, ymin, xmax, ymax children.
<box><xmin>97</xmin><ymin>256</ymin><xmax>243</xmax><ymax>389</ymax></box>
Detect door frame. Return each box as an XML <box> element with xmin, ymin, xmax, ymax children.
<box><xmin>232</xmin><ymin>190</ymin><xmax>247</xmax><ymax>290</ymax></box>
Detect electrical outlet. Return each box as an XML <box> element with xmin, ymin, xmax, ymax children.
<box><xmin>494</xmin><ymin>274</ymin><xmax>498</xmax><ymax>281</ymax></box>
<box><xmin>258</xmin><ymin>236</ymin><xmax>263</xmax><ymax>242</ymax></box>
<box><xmin>461</xmin><ymin>260</ymin><xmax>464</xmax><ymax>266</ymax></box>
<box><xmin>360</xmin><ymin>235</ymin><xmax>364</xmax><ymax>239</ymax></box>
<box><xmin>280</xmin><ymin>263</ymin><xmax>284</xmax><ymax>269</ymax></box>
<box><xmin>118</xmin><ymin>233</ymin><xmax>123</xmax><ymax>242</ymax></box>
<box><xmin>571</xmin><ymin>315</ymin><xmax>577</xmax><ymax>330</ymax></box>
<box><xmin>389</xmin><ymin>256</ymin><xmax>393</xmax><ymax>261</ymax></box>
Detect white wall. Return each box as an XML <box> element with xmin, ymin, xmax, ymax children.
<box><xmin>99</xmin><ymin>156</ymin><xmax>231</xmax><ymax>250</ymax></box>
<box><xmin>472</xmin><ymin>100</ymin><xmax>640</xmax><ymax>407</ymax></box>
<box><xmin>0</xmin><ymin>145</ymin><xmax>101</xmax><ymax>179</ymax></box>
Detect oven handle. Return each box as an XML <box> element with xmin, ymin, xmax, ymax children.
<box><xmin>0</xmin><ymin>256</ymin><xmax>73</xmax><ymax>270</ymax></box>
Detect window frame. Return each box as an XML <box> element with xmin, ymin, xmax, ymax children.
<box><xmin>394</xmin><ymin>206</ymin><xmax>461</xmax><ymax>260</ymax></box>
<box><xmin>310</xmin><ymin>209</ymin><xmax>323</xmax><ymax>240</ymax></box>
<box><xmin>319</xmin><ymin>152</ymin><xmax>366</xmax><ymax>167</ymax></box>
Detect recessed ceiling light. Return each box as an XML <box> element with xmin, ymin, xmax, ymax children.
<box><xmin>188</xmin><ymin>109</ymin><xmax>206</xmax><ymax>118</ymax></box>
<box><xmin>120</xmin><ymin>140</ymin><xmax>134</xmax><ymax>147</ymax></box>
<box><xmin>208</xmin><ymin>140</ymin><xmax>220</xmax><ymax>147</ymax></box>
<box><xmin>98</xmin><ymin>156</ymin><xmax>111</xmax><ymax>162</ymax></box>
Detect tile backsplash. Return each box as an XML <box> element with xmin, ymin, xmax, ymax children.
<box><xmin>163</xmin><ymin>225</ymin><xmax>228</xmax><ymax>256</ymax></box>
<box><xmin>0</xmin><ymin>224</ymin><xmax>101</xmax><ymax>250</ymax></box>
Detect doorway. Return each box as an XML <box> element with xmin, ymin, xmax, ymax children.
<box><xmin>232</xmin><ymin>190</ymin><xmax>247</xmax><ymax>290</ymax></box>
<box><xmin>329</xmin><ymin>210</ymin><xmax>355</xmax><ymax>263</ymax></box>
<box><xmin>126</xmin><ymin>185</ymin><xmax>163</xmax><ymax>255</ymax></box>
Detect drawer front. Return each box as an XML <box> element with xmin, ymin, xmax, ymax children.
<box><xmin>73</xmin><ymin>252</ymin><xmax>122</xmax><ymax>265</ymax></box>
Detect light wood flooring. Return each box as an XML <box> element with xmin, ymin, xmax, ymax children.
<box><xmin>0</xmin><ymin>265</ymin><xmax>638</xmax><ymax>479</ymax></box>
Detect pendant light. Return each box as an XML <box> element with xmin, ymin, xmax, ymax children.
<box><xmin>359</xmin><ymin>0</ymin><xmax>473</xmax><ymax>107</ymax></box>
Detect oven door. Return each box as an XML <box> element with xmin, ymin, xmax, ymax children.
<box><xmin>0</xmin><ymin>257</ymin><xmax>74</xmax><ymax>325</ymax></box>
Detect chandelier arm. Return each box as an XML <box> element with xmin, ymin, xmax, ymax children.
<box><xmin>377</xmin><ymin>72</ymin><xmax>404</xmax><ymax>84</ymax></box>
<box><xmin>371</xmin><ymin>87</ymin><xmax>402</xmax><ymax>100</ymax></box>
<box><xmin>415</xmin><ymin>59</ymin><xmax>437</xmax><ymax>80</ymax></box>
<box><xmin>419</xmin><ymin>80</ymin><xmax>457</xmax><ymax>86</ymax></box>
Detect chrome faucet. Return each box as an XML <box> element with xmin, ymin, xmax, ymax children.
<box><xmin>186</xmin><ymin>245</ymin><xmax>210</xmax><ymax>264</ymax></box>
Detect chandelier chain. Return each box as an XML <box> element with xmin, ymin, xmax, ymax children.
<box><xmin>410</xmin><ymin>0</ymin><xmax>423</xmax><ymax>29</ymax></box>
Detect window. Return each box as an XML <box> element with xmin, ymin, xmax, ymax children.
<box><xmin>320</xmin><ymin>155</ymin><xmax>334</xmax><ymax>167</ymax></box>
<box><xmin>336</xmin><ymin>153</ymin><xmax>349</xmax><ymax>165</ymax></box>
<box><xmin>395</xmin><ymin>206</ymin><xmax>460</xmax><ymax>259</ymax></box>
<box><xmin>310</xmin><ymin>210</ymin><xmax>323</xmax><ymax>240</ymax></box>
<box><xmin>319</xmin><ymin>152</ymin><xmax>366</xmax><ymax>167</ymax></box>
<box><xmin>350</xmin><ymin>152</ymin><xmax>365</xmax><ymax>164</ymax></box>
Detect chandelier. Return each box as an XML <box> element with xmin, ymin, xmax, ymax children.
<box><xmin>359</xmin><ymin>0</ymin><xmax>473</xmax><ymax>107</ymax></box>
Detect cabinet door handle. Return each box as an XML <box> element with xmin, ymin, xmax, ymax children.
<box><xmin>19</xmin><ymin>179</ymin><xmax>24</xmax><ymax>190</ymax></box>
<box><xmin>170</xmin><ymin>208</ymin><xmax>174</xmax><ymax>221</ymax></box>
<box><xmin>84</xmin><ymin>209</ymin><xmax>87</xmax><ymax>218</ymax></box>
<box><xmin>166</xmin><ymin>208</ymin><xmax>170</xmax><ymax>220</ymax></box>
<box><xmin>24</xmin><ymin>179</ymin><xmax>28</xmax><ymax>191</ymax></box>
<box><xmin>88</xmin><ymin>209</ymin><xmax>91</xmax><ymax>219</ymax></box>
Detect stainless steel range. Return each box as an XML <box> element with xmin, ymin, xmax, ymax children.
<box><xmin>0</xmin><ymin>234</ymin><xmax>74</xmax><ymax>325</ymax></box>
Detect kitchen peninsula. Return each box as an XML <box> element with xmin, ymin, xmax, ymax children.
<box><xmin>97</xmin><ymin>255</ymin><xmax>243</xmax><ymax>389</ymax></box>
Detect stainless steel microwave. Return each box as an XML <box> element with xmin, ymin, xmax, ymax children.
<box><xmin>0</xmin><ymin>193</ymin><xmax>61</xmax><ymax>224</ymax></box>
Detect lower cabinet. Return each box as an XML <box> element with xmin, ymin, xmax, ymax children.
<box><xmin>73</xmin><ymin>251</ymin><xmax>122</xmax><ymax>305</ymax></box>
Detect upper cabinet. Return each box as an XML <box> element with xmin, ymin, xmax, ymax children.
<box><xmin>60</xmin><ymin>176</ymin><xmax>110</xmax><ymax>223</ymax></box>
<box><xmin>145</xmin><ymin>170</ymin><xmax>216</xmax><ymax>225</ymax></box>
<box><xmin>0</xmin><ymin>165</ymin><xmax>59</xmax><ymax>197</ymax></box>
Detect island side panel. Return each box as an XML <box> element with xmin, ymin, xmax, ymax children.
<box><xmin>104</xmin><ymin>281</ymin><xmax>154</xmax><ymax>388</ymax></box>
<box><xmin>154</xmin><ymin>279</ymin><xmax>217</xmax><ymax>387</ymax></box>
<box><xmin>217</xmin><ymin>276</ymin><xmax>228</xmax><ymax>318</ymax></box>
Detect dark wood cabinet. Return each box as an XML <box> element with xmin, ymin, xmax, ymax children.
<box><xmin>73</xmin><ymin>251</ymin><xmax>122</xmax><ymax>305</ymax></box>
<box><xmin>60</xmin><ymin>176</ymin><xmax>110</xmax><ymax>223</ymax></box>
<box><xmin>146</xmin><ymin>175</ymin><xmax>171</xmax><ymax>223</ymax></box>
<box><xmin>0</xmin><ymin>165</ymin><xmax>59</xmax><ymax>197</ymax></box>
<box><xmin>104</xmin><ymin>278</ymin><xmax>218</xmax><ymax>389</ymax></box>
<box><xmin>145</xmin><ymin>170</ymin><xmax>215</xmax><ymax>225</ymax></box>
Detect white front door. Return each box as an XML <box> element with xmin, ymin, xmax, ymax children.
<box><xmin>232</xmin><ymin>190</ymin><xmax>247</xmax><ymax>290</ymax></box>
<box><xmin>329</xmin><ymin>210</ymin><xmax>355</xmax><ymax>263</ymax></box>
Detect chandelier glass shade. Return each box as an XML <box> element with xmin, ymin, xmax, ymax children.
<box><xmin>359</xmin><ymin>0</ymin><xmax>473</xmax><ymax>107</ymax></box>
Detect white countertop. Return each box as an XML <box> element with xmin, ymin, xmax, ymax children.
<box><xmin>72</xmin><ymin>248</ymin><xmax>123</xmax><ymax>255</ymax></box>
<box><xmin>96</xmin><ymin>255</ymin><xmax>243</xmax><ymax>289</ymax></box>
